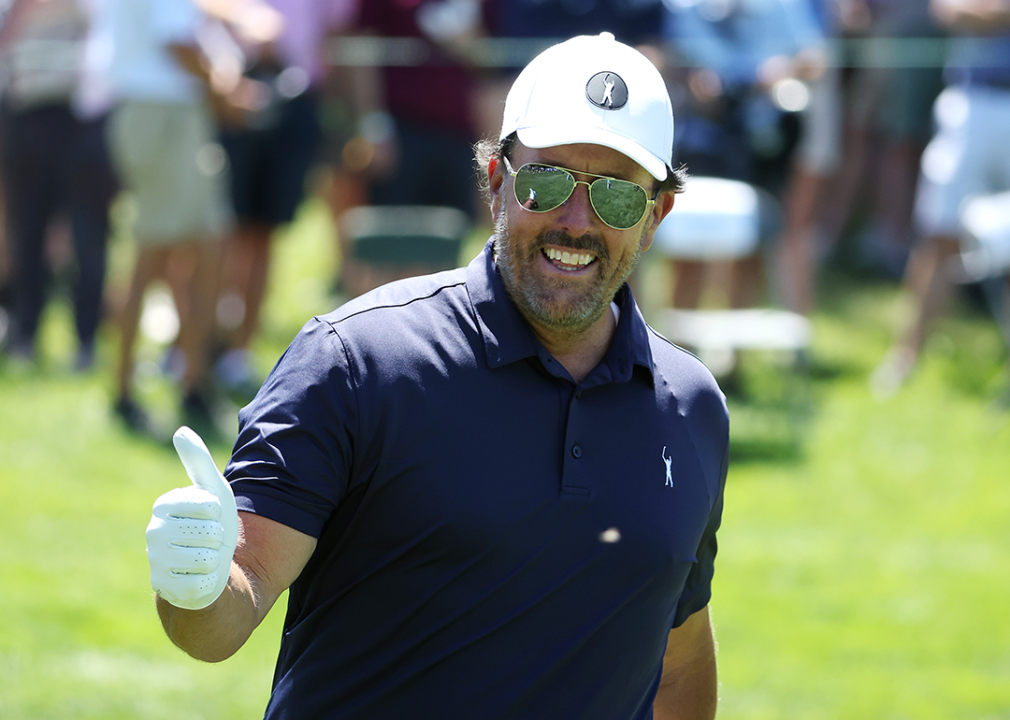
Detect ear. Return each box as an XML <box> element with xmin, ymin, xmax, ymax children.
<box><xmin>488</xmin><ymin>156</ymin><xmax>506</xmax><ymax>221</ymax></box>
<box><xmin>639</xmin><ymin>190</ymin><xmax>675</xmax><ymax>253</ymax></box>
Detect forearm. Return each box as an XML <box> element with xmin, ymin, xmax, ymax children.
<box><xmin>653</xmin><ymin>607</ymin><xmax>719</xmax><ymax>720</ymax></box>
<box><xmin>156</xmin><ymin>562</ymin><xmax>266</xmax><ymax>662</ymax></box>
<box><xmin>167</xmin><ymin>42</ymin><xmax>252</xmax><ymax>126</ymax></box>
<box><xmin>652</xmin><ymin>646</ymin><xmax>718</xmax><ymax>720</ymax></box>
<box><xmin>149</xmin><ymin>433</ymin><xmax>316</xmax><ymax>663</ymax></box>
<box><xmin>153</xmin><ymin>510</ymin><xmax>314</xmax><ymax>662</ymax></box>
<box><xmin>169</xmin><ymin>44</ymin><xmax>213</xmax><ymax>88</ymax></box>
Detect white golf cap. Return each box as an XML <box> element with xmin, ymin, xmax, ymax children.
<box><xmin>500</xmin><ymin>32</ymin><xmax>673</xmax><ymax>182</ymax></box>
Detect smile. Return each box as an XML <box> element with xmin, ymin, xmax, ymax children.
<box><xmin>543</xmin><ymin>247</ymin><xmax>596</xmax><ymax>269</ymax></box>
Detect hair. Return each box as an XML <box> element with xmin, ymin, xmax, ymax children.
<box><xmin>473</xmin><ymin>132</ymin><xmax>689</xmax><ymax>201</ymax></box>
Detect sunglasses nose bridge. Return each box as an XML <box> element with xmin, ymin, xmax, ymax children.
<box><xmin>566</xmin><ymin>178</ymin><xmax>594</xmax><ymax>206</ymax></box>
<box><xmin>551</xmin><ymin>177</ymin><xmax>601</xmax><ymax>233</ymax></box>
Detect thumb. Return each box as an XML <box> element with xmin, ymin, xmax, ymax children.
<box><xmin>172</xmin><ymin>425</ymin><xmax>238</xmax><ymax>549</ymax></box>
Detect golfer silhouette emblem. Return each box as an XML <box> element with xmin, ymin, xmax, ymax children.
<box><xmin>662</xmin><ymin>446</ymin><xmax>673</xmax><ymax>487</ymax></box>
<box><xmin>602</xmin><ymin>78</ymin><xmax>615</xmax><ymax>106</ymax></box>
<box><xmin>586</xmin><ymin>71</ymin><xmax>628</xmax><ymax>110</ymax></box>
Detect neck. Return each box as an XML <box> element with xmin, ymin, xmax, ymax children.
<box><xmin>529</xmin><ymin>304</ymin><xmax>617</xmax><ymax>384</ymax></box>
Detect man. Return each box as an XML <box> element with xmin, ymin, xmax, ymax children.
<box><xmin>662</xmin><ymin>0</ymin><xmax>826</xmax><ymax>311</ymax></box>
<box><xmin>147</xmin><ymin>33</ymin><xmax>729</xmax><ymax>719</ymax></box>
<box><xmin>100</xmin><ymin>0</ymin><xmax>234</xmax><ymax>432</ymax></box>
<box><xmin>871</xmin><ymin>0</ymin><xmax>1010</xmax><ymax>395</ymax></box>
<box><xmin>211</xmin><ymin>0</ymin><xmax>356</xmax><ymax>402</ymax></box>
<box><xmin>0</xmin><ymin>0</ymin><xmax>118</xmax><ymax>371</ymax></box>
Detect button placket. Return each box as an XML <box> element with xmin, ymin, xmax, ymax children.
<box><xmin>561</xmin><ymin>387</ymin><xmax>590</xmax><ymax>499</ymax></box>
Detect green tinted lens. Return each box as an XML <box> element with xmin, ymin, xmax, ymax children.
<box><xmin>589</xmin><ymin>178</ymin><xmax>649</xmax><ymax>230</ymax></box>
<box><xmin>509</xmin><ymin>160</ymin><xmax>652</xmax><ymax>230</ymax></box>
<box><xmin>514</xmin><ymin>165</ymin><xmax>576</xmax><ymax>212</ymax></box>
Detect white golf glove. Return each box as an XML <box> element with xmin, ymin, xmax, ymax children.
<box><xmin>146</xmin><ymin>426</ymin><xmax>239</xmax><ymax>610</ymax></box>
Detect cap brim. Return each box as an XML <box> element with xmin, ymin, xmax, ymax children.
<box><xmin>516</xmin><ymin>125</ymin><xmax>669</xmax><ymax>182</ymax></box>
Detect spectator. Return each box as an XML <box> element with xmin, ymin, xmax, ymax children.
<box><xmin>0</xmin><ymin>0</ymin><xmax>118</xmax><ymax>370</ymax></box>
<box><xmin>327</xmin><ymin>0</ymin><xmax>488</xmax><ymax>298</ymax></box>
<box><xmin>775</xmin><ymin>0</ymin><xmax>846</xmax><ymax>315</ymax></box>
<box><xmin>212</xmin><ymin>0</ymin><xmax>357</xmax><ymax>402</ymax></box>
<box><xmin>97</xmin><ymin>0</ymin><xmax>237</xmax><ymax>433</ymax></box>
<box><xmin>819</xmin><ymin>0</ymin><xmax>946</xmax><ymax>278</ymax></box>
<box><xmin>662</xmin><ymin>0</ymin><xmax>826</xmax><ymax>310</ymax></box>
<box><xmin>354</xmin><ymin>0</ymin><xmax>484</xmax><ymax>216</ymax></box>
<box><xmin>871</xmin><ymin>0</ymin><xmax>1010</xmax><ymax>395</ymax></box>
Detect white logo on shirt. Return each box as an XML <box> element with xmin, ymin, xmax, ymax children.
<box><xmin>662</xmin><ymin>446</ymin><xmax>673</xmax><ymax>487</ymax></box>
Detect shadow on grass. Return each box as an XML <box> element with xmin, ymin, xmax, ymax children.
<box><xmin>714</xmin><ymin>350</ymin><xmax>819</xmax><ymax>468</ymax></box>
<box><xmin>722</xmin><ymin>363</ymin><xmax>817</xmax><ymax>466</ymax></box>
<box><xmin>729</xmin><ymin>434</ymin><xmax>806</xmax><ymax>465</ymax></box>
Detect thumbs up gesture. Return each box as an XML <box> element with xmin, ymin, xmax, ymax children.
<box><xmin>146</xmin><ymin>426</ymin><xmax>239</xmax><ymax>610</ymax></box>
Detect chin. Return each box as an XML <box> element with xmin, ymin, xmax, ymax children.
<box><xmin>493</xmin><ymin>210</ymin><xmax>631</xmax><ymax>333</ymax></box>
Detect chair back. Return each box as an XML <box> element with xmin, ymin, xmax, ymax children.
<box><xmin>342</xmin><ymin>205</ymin><xmax>471</xmax><ymax>269</ymax></box>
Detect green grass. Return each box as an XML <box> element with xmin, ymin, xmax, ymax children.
<box><xmin>2</xmin><ymin>196</ymin><xmax>1009</xmax><ymax>718</ymax></box>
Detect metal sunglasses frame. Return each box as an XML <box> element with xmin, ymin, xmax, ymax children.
<box><xmin>502</xmin><ymin>156</ymin><xmax>658</xmax><ymax>230</ymax></box>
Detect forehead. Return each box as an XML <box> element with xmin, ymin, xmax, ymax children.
<box><xmin>511</xmin><ymin>142</ymin><xmax>653</xmax><ymax>187</ymax></box>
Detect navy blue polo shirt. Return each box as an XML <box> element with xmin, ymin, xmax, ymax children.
<box><xmin>226</xmin><ymin>240</ymin><xmax>729</xmax><ymax>720</ymax></box>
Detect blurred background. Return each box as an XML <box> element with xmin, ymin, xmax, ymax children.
<box><xmin>1</xmin><ymin>0</ymin><xmax>1009</xmax><ymax>717</ymax></box>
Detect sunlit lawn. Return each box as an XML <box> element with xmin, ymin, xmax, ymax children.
<box><xmin>1</xmin><ymin>195</ymin><xmax>1008</xmax><ymax>718</ymax></box>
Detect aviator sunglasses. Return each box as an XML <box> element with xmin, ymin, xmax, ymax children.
<box><xmin>503</xmin><ymin>156</ymin><xmax>658</xmax><ymax>230</ymax></box>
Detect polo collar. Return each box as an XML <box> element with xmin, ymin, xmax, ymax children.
<box><xmin>466</xmin><ymin>239</ymin><xmax>656</xmax><ymax>384</ymax></box>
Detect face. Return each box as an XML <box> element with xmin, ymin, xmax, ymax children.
<box><xmin>489</xmin><ymin>142</ymin><xmax>674</xmax><ymax>337</ymax></box>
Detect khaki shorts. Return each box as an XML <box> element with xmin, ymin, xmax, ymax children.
<box><xmin>109</xmin><ymin>100</ymin><xmax>232</xmax><ymax>244</ymax></box>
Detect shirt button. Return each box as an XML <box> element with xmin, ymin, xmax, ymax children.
<box><xmin>572</xmin><ymin>445</ymin><xmax>582</xmax><ymax>458</ymax></box>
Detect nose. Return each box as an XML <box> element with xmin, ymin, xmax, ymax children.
<box><xmin>553</xmin><ymin>181</ymin><xmax>599</xmax><ymax>237</ymax></box>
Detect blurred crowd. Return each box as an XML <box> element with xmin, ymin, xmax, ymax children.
<box><xmin>0</xmin><ymin>0</ymin><xmax>1007</xmax><ymax>435</ymax></box>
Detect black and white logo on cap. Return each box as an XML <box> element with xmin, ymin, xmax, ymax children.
<box><xmin>586</xmin><ymin>72</ymin><xmax>628</xmax><ymax>110</ymax></box>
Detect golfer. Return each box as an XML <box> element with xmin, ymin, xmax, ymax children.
<box><xmin>147</xmin><ymin>32</ymin><xmax>729</xmax><ymax>720</ymax></box>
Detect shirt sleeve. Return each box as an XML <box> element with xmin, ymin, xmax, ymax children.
<box><xmin>226</xmin><ymin>316</ymin><xmax>359</xmax><ymax>538</ymax></box>
<box><xmin>149</xmin><ymin>0</ymin><xmax>200</xmax><ymax>46</ymax></box>
<box><xmin>671</xmin><ymin>434</ymin><xmax>729</xmax><ymax>628</ymax></box>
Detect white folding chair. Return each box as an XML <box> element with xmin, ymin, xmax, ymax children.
<box><xmin>652</xmin><ymin>176</ymin><xmax>814</xmax><ymax>449</ymax></box>
<box><xmin>957</xmin><ymin>190</ymin><xmax>1010</xmax><ymax>351</ymax></box>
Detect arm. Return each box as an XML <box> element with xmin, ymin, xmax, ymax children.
<box><xmin>148</xmin><ymin>426</ymin><xmax>317</xmax><ymax>662</ymax></box>
<box><xmin>192</xmin><ymin>0</ymin><xmax>284</xmax><ymax>44</ymax></box>
<box><xmin>931</xmin><ymin>0</ymin><xmax>1010</xmax><ymax>32</ymax></box>
<box><xmin>157</xmin><ymin>511</ymin><xmax>317</xmax><ymax>662</ymax></box>
<box><xmin>653</xmin><ymin>606</ymin><xmax>718</xmax><ymax>720</ymax></box>
<box><xmin>167</xmin><ymin>42</ymin><xmax>264</xmax><ymax>128</ymax></box>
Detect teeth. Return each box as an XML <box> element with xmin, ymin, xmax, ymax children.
<box><xmin>545</xmin><ymin>248</ymin><xmax>595</xmax><ymax>266</ymax></box>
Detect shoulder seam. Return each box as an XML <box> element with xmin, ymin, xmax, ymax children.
<box><xmin>646</xmin><ymin>324</ymin><xmax>720</xmax><ymax>376</ymax></box>
<box><xmin>323</xmin><ymin>280</ymin><xmax>468</xmax><ymax>327</ymax></box>
<box><xmin>646</xmin><ymin>324</ymin><xmax>700</xmax><ymax>359</ymax></box>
